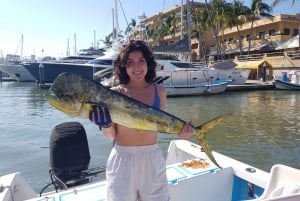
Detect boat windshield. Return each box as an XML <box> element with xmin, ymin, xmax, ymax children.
<box><xmin>170</xmin><ymin>62</ymin><xmax>195</xmax><ymax>69</ymax></box>
<box><xmin>86</xmin><ymin>59</ymin><xmax>113</xmax><ymax>65</ymax></box>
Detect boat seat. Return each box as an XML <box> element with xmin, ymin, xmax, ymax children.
<box><xmin>244</xmin><ymin>164</ymin><xmax>300</xmax><ymax>201</ymax></box>
<box><xmin>40</xmin><ymin>122</ymin><xmax>105</xmax><ymax>194</ymax></box>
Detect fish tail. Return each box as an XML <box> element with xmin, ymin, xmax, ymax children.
<box><xmin>195</xmin><ymin>114</ymin><xmax>231</xmax><ymax>169</ymax></box>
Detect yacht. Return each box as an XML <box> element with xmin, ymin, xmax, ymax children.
<box><xmin>0</xmin><ymin>54</ymin><xmax>36</xmax><ymax>82</ymax></box>
<box><xmin>156</xmin><ymin>60</ymin><xmax>250</xmax><ymax>85</ymax></box>
<box><xmin>22</xmin><ymin>48</ymin><xmax>112</xmax><ymax>84</ymax></box>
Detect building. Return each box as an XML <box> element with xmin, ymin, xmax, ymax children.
<box><xmin>211</xmin><ymin>13</ymin><xmax>300</xmax><ymax>59</ymax></box>
<box><xmin>138</xmin><ymin>3</ymin><xmax>300</xmax><ymax>80</ymax></box>
<box><xmin>140</xmin><ymin>3</ymin><xmax>299</xmax><ymax>62</ymax></box>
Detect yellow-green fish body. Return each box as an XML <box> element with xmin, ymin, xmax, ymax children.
<box><xmin>48</xmin><ymin>72</ymin><xmax>230</xmax><ymax>168</ymax></box>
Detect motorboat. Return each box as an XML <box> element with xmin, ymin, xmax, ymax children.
<box><xmin>22</xmin><ymin>47</ymin><xmax>112</xmax><ymax>84</ymax></box>
<box><xmin>0</xmin><ymin>34</ymin><xmax>39</xmax><ymax>82</ymax></box>
<box><xmin>0</xmin><ymin>63</ymin><xmax>35</xmax><ymax>82</ymax></box>
<box><xmin>0</xmin><ymin>54</ymin><xmax>36</xmax><ymax>82</ymax></box>
<box><xmin>156</xmin><ymin>60</ymin><xmax>250</xmax><ymax>85</ymax></box>
<box><xmin>154</xmin><ymin>78</ymin><xmax>231</xmax><ymax>96</ymax></box>
<box><xmin>22</xmin><ymin>58</ymin><xmax>106</xmax><ymax>84</ymax></box>
<box><xmin>274</xmin><ymin>71</ymin><xmax>300</xmax><ymax>90</ymax></box>
<box><xmin>1</xmin><ymin>123</ymin><xmax>300</xmax><ymax>201</ymax></box>
<box><xmin>22</xmin><ymin>54</ymin><xmax>108</xmax><ymax>84</ymax></box>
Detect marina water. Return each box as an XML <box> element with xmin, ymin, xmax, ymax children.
<box><xmin>1</xmin><ymin>81</ymin><xmax>300</xmax><ymax>192</ymax></box>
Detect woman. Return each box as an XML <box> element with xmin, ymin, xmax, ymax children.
<box><xmin>90</xmin><ymin>40</ymin><xmax>193</xmax><ymax>201</ymax></box>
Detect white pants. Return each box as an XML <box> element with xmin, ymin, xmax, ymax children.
<box><xmin>106</xmin><ymin>144</ymin><xmax>169</xmax><ymax>201</ymax></box>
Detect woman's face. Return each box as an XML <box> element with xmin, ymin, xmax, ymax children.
<box><xmin>125</xmin><ymin>50</ymin><xmax>148</xmax><ymax>82</ymax></box>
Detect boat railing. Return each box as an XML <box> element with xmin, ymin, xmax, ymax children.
<box><xmin>234</xmin><ymin>51</ymin><xmax>300</xmax><ymax>68</ymax></box>
<box><xmin>286</xmin><ymin>49</ymin><xmax>300</xmax><ymax>60</ymax></box>
<box><xmin>192</xmin><ymin>61</ymin><xmax>209</xmax><ymax>67</ymax></box>
<box><xmin>265</xmin><ymin>51</ymin><xmax>285</xmax><ymax>58</ymax></box>
<box><xmin>236</xmin><ymin>53</ymin><xmax>264</xmax><ymax>61</ymax></box>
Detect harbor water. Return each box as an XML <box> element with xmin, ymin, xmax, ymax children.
<box><xmin>1</xmin><ymin>81</ymin><xmax>300</xmax><ymax>192</ymax></box>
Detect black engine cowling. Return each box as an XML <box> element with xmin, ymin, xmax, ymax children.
<box><xmin>49</xmin><ymin>122</ymin><xmax>91</xmax><ymax>187</ymax></box>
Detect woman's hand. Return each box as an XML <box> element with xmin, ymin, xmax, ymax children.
<box><xmin>89</xmin><ymin>105</ymin><xmax>112</xmax><ymax>128</ymax></box>
<box><xmin>178</xmin><ymin>121</ymin><xmax>194</xmax><ymax>139</ymax></box>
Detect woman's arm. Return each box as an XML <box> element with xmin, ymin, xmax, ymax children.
<box><xmin>101</xmin><ymin>123</ymin><xmax>117</xmax><ymax>141</ymax></box>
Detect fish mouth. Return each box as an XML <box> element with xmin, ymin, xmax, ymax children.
<box><xmin>47</xmin><ymin>89</ymin><xmax>91</xmax><ymax>118</ymax></box>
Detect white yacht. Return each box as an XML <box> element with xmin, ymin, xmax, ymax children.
<box><xmin>156</xmin><ymin>60</ymin><xmax>250</xmax><ymax>86</ymax></box>
<box><xmin>0</xmin><ymin>54</ymin><xmax>36</xmax><ymax>82</ymax></box>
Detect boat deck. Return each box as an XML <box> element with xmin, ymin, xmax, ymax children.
<box><xmin>226</xmin><ymin>80</ymin><xmax>275</xmax><ymax>91</ymax></box>
<box><xmin>13</xmin><ymin>156</ymin><xmax>220</xmax><ymax>201</ymax></box>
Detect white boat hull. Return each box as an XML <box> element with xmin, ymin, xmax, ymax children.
<box><xmin>0</xmin><ymin>64</ymin><xmax>36</xmax><ymax>82</ymax></box>
<box><xmin>274</xmin><ymin>79</ymin><xmax>300</xmax><ymax>90</ymax></box>
<box><xmin>164</xmin><ymin>80</ymin><xmax>229</xmax><ymax>96</ymax></box>
<box><xmin>156</xmin><ymin>67</ymin><xmax>250</xmax><ymax>86</ymax></box>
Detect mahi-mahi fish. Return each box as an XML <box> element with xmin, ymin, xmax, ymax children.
<box><xmin>47</xmin><ymin>72</ymin><xmax>230</xmax><ymax>168</ymax></box>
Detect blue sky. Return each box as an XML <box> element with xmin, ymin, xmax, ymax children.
<box><xmin>0</xmin><ymin>0</ymin><xmax>299</xmax><ymax>58</ymax></box>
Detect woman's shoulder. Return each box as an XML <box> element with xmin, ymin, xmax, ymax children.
<box><xmin>155</xmin><ymin>84</ymin><xmax>166</xmax><ymax>95</ymax></box>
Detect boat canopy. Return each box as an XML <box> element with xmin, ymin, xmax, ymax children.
<box><xmin>234</xmin><ymin>60</ymin><xmax>272</xmax><ymax>70</ymax></box>
<box><xmin>209</xmin><ymin>42</ymin><xmax>280</xmax><ymax>56</ymax></box>
<box><xmin>276</xmin><ymin>34</ymin><xmax>299</xmax><ymax>50</ymax></box>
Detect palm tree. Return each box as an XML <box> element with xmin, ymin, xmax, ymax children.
<box><xmin>100</xmin><ymin>33</ymin><xmax>114</xmax><ymax>49</ymax></box>
<box><xmin>164</xmin><ymin>11</ymin><xmax>180</xmax><ymax>37</ymax></box>
<box><xmin>148</xmin><ymin>11</ymin><xmax>181</xmax><ymax>44</ymax></box>
<box><xmin>125</xmin><ymin>18</ymin><xmax>137</xmax><ymax>40</ymax></box>
<box><xmin>224</xmin><ymin>0</ymin><xmax>250</xmax><ymax>54</ymax></box>
<box><xmin>191</xmin><ymin>7</ymin><xmax>210</xmax><ymax>62</ymax></box>
<box><xmin>271</xmin><ymin>0</ymin><xmax>297</xmax><ymax>7</ymax></box>
<box><xmin>247</xmin><ymin>0</ymin><xmax>273</xmax><ymax>55</ymax></box>
<box><xmin>203</xmin><ymin>0</ymin><xmax>225</xmax><ymax>60</ymax></box>
<box><xmin>150</xmin><ymin>17</ymin><xmax>169</xmax><ymax>43</ymax></box>
<box><xmin>210</xmin><ymin>0</ymin><xmax>236</xmax><ymax>58</ymax></box>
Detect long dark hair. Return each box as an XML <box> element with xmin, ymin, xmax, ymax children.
<box><xmin>113</xmin><ymin>40</ymin><xmax>157</xmax><ymax>84</ymax></box>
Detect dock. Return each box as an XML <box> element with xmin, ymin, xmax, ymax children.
<box><xmin>226</xmin><ymin>80</ymin><xmax>275</xmax><ymax>91</ymax></box>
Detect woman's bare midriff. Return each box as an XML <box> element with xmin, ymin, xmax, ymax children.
<box><xmin>114</xmin><ymin>124</ymin><xmax>158</xmax><ymax>146</ymax></box>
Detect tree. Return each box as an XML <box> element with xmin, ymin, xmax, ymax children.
<box><xmin>202</xmin><ymin>0</ymin><xmax>225</xmax><ymax>60</ymax></box>
<box><xmin>271</xmin><ymin>0</ymin><xmax>297</xmax><ymax>7</ymax></box>
<box><xmin>100</xmin><ymin>33</ymin><xmax>114</xmax><ymax>49</ymax></box>
<box><xmin>125</xmin><ymin>18</ymin><xmax>137</xmax><ymax>40</ymax></box>
<box><xmin>191</xmin><ymin>7</ymin><xmax>210</xmax><ymax>62</ymax></box>
<box><xmin>210</xmin><ymin>0</ymin><xmax>229</xmax><ymax>57</ymax></box>
<box><xmin>247</xmin><ymin>0</ymin><xmax>273</xmax><ymax>55</ymax></box>
<box><xmin>148</xmin><ymin>11</ymin><xmax>181</xmax><ymax>44</ymax></box>
<box><xmin>224</xmin><ymin>0</ymin><xmax>250</xmax><ymax>54</ymax></box>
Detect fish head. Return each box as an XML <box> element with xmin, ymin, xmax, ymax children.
<box><xmin>47</xmin><ymin>91</ymin><xmax>92</xmax><ymax>118</ymax></box>
<box><xmin>47</xmin><ymin>73</ymin><xmax>93</xmax><ymax>118</ymax></box>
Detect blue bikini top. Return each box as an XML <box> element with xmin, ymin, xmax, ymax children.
<box><xmin>118</xmin><ymin>84</ymin><xmax>160</xmax><ymax>109</ymax></box>
<box><xmin>152</xmin><ymin>84</ymin><xmax>160</xmax><ymax>109</ymax></box>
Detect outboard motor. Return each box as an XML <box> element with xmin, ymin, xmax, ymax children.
<box><xmin>39</xmin><ymin>122</ymin><xmax>105</xmax><ymax>195</ymax></box>
<box><xmin>49</xmin><ymin>122</ymin><xmax>91</xmax><ymax>189</ymax></box>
